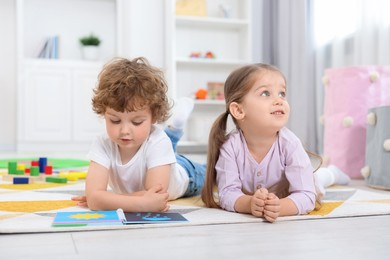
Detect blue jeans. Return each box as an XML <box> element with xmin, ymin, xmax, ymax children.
<box><xmin>165</xmin><ymin>127</ymin><xmax>206</xmax><ymax>197</ymax></box>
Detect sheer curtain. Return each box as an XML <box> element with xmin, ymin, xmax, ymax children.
<box><xmin>258</xmin><ymin>0</ymin><xmax>390</xmax><ymax>154</ymax></box>
<box><xmin>260</xmin><ymin>0</ymin><xmax>318</xmax><ymax>152</ymax></box>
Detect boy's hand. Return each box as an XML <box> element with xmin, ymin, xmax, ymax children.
<box><xmin>250</xmin><ymin>188</ymin><xmax>268</xmax><ymax>217</ymax></box>
<box><xmin>71</xmin><ymin>196</ymin><xmax>88</xmax><ymax>208</ymax></box>
<box><xmin>263</xmin><ymin>193</ymin><xmax>280</xmax><ymax>223</ymax></box>
<box><xmin>141</xmin><ymin>185</ymin><xmax>170</xmax><ymax>212</ymax></box>
<box><xmin>72</xmin><ymin>185</ymin><xmax>170</xmax><ymax>212</ymax></box>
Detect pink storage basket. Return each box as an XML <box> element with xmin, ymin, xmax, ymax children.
<box><xmin>322</xmin><ymin>66</ymin><xmax>390</xmax><ymax>179</ymax></box>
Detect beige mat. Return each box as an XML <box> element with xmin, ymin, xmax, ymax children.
<box><xmin>1</xmin><ymin>174</ymin><xmax>390</xmax><ymax>233</ymax></box>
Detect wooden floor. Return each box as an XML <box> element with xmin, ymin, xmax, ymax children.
<box><xmin>1</xmin><ymin>210</ymin><xmax>389</xmax><ymax>259</ymax></box>
<box><xmin>1</xmin><ymin>153</ymin><xmax>390</xmax><ymax>259</ymax></box>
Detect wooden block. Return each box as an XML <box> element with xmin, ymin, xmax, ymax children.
<box><xmin>13</xmin><ymin>177</ymin><xmax>29</xmax><ymax>184</ymax></box>
<box><xmin>2</xmin><ymin>174</ymin><xmax>45</xmax><ymax>183</ymax></box>
<box><xmin>46</xmin><ymin>176</ymin><xmax>68</xmax><ymax>184</ymax></box>
<box><xmin>69</xmin><ymin>171</ymin><xmax>87</xmax><ymax>179</ymax></box>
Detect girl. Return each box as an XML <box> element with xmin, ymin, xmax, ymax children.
<box><xmin>201</xmin><ymin>63</ymin><xmax>349</xmax><ymax>222</ymax></box>
<box><xmin>72</xmin><ymin>57</ymin><xmax>205</xmax><ymax>212</ymax></box>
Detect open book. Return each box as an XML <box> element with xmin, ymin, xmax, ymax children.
<box><xmin>52</xmin><ymin>209</ymin><xmax>187</xmax><ymax>227</ymax></box>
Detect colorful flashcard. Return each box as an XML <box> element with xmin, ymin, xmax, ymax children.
<box><xmin>121</xmin><ymin>211</ymin><xmax>188</xmax><ymax>224</ymax></box>
<box><xmin>52</xmin><ymin>210</ymin><xmax>123</xmax><ymax>227</ymax></box>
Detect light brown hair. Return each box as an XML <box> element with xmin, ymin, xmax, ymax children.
<box><xmin>92</xmin><ymin>57</ymin><xmax>170</xmax><ymax>123</ymax></box>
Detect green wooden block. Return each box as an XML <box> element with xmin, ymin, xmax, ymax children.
<box><xmin>16</xmin><ymin>169</ymin><xmax>25</xmax><ymax>175</ymax></box>
<box><xmin>46</xmin><ymin>177</ymin><xmax>68</xmax><ymax>184</ymax></box>
<box><xmin>8</xmin><ymin>161</ymin><xmax>17</xmax><ymax>174</ymax></box>
<box><xmin>30</xmin><ymin>166</ymin><xmax>40</xmax><ymax>176</ymax></box>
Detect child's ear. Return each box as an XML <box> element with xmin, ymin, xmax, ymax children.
<box><xmin>229</xmin><ymin>102</ymin><xmax>245</xmax><ymax>120</ymax></box>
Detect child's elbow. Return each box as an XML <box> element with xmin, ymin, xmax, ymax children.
<box><xmin>86</xmin><ymin>195</ymin><xmax>103</xmax><ymax>211</ymax></box>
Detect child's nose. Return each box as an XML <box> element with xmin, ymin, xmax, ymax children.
<box><xmin>120</xmin><ymin>123</ymin><xmax>132</xmax><ymax>134</ymax></box>
<box><xmin>273</xmin><ymin>96</ymin><xmax>284</xmax><ymax>105</ymax></box>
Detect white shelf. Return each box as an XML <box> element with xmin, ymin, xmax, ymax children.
<box><xmin>22</xmin><ymin>58</ymin><xmax>104</xmax><ymax>68</ymax></box>
<box><xmin>176</xmin><ymin>16</ymin><xmax>249</xmax><ymax>29</ymax></box>
<box><xmin>176</xmin><ymin>57</ymin><xmax>249</xmax><ymax>67</ymax></box>
<box><xmin>194</xmin><ymin>99</ymin><xmax>225</xmax><ymax>106</ymax></box>
<box><xmin>165</xmin><ymin>0</ymin><xmax>252</xmax><ymax>146</ymax></box>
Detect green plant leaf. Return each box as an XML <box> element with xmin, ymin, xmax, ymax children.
<box><xmin>79</xmin><ymin>34</ymin><xmax>101</xmax><ymax>46</ymax></box>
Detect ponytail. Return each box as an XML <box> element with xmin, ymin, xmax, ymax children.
<box><xmin>201</xmin><ymin>111</ymin><xmax>230</xmax><ymax>208</ymax></box>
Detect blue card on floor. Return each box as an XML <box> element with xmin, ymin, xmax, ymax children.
<box><xmin>119</xmin><ymin>211</ymin><xmax>188</xmax><ymax>224</ymax></box>
<box><xmin>52</xmin><ymin>210</ymin><xmax>123</xmax><ymax>227</ymax></box>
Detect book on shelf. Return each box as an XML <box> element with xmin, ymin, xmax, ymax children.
<box><xmin>176</xmin><ymin>0</ymin><xmax>206</xmax><ymax>16</ymax></box>
<box><xmin>52</xmin><ymin>209</ymin><xmax>188</xmax><ymax>227</ymax></box>
<box><xmin>37</xmin><ymin>35</ymin><xmax>59</xmax><ymax>59</ymax></box>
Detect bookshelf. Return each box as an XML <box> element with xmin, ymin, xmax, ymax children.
<box><xmin>165</xmin><ymin>0</ymin><xmax>252</xmax><ymax>149</ymax></box>
<box><xmin>17</xmin><ymin>0</ymin><xmax>117</xmax><ymax>61</ymax></box>
<box><xmin>16</xmin><ymin>0</ymin><xmax>119</xmax><ymax>152</ymax></box>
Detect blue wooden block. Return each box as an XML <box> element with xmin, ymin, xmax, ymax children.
<box><xmin>39</xmin><ymin>157</ymin><xmax>47</xmax><ymax>173</ymax></box>
<box><xmin>13</xmin><ymin>177</ymin><xmax>29</xmax><ymax>184</ymax></box>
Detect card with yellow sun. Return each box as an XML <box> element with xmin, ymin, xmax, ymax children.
<box><xmin>52</xmin><ymin>210</ymin><xmax>123</xmax><ymax>227</ymax></box>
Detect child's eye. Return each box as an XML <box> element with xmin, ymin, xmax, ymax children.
<box><xmin>110</xmin><ymin>119</ymin><xmax>120</xmax><ymax>124</ymax></box>
<box><xmin>132</xmin><ymin>121</ymin><xmax>143</xmax><ymax>126</ymax></box>
<box><xmin>279</xmin><ymin>91</ymin><xmax>286</xmax><ymax>98</ymax></box>
<box><xmin>260</xmin><ymin>91</ymin><xmax>270</xmax><ymax>97</ymax></box>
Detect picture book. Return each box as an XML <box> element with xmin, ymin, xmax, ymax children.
<box><xmin>118</xmin><ymin>210</ymin><xmax>188</xmax><ymax>224</ymax></box>
<box><xmin>52</xmin><ymin>210</ymin><xmax>123</xmax><ymax>227</ymax></box>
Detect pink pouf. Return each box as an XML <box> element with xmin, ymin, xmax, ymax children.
<box><xmin>322</xmin><ymin>66</ymin><xmax>390</xmax><ymax>179</ymax></box>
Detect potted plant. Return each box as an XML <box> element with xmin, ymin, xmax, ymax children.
<box><xmin>79</xmin><ymin>33</ymin><xmax>101</xmax><ymax>60</ymax></box>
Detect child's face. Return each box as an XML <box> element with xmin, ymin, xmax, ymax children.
<box><xmin>104</xmin><ymin>106</ymin><xmax>154</xmax><ymax>155</ymax></box>
<box><xmin>240</xmin><ymin>70</ymin><xmax>290</xmax><ymax>133</ymax></box>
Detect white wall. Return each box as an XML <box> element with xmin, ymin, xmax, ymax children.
<box><xmin>118</xmin><ymin>0</ymin><xmax>165</xmax><ymax>67</ymax></box>
<box><xmin>0</xmin><ymin>0</ymin><xmax>165</xmax><ymax>152</ymax></box>
<box><xmin>0</xmin><ymin>0</ymin><xmax>17</xmax><ymax>151</ymax></box>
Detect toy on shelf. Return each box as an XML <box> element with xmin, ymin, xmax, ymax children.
<box><xmin>175</xmin><ymin>0</ymin><xmax>207</xmax><ymax>17</ymax></box>
<box><xmin>189</xmin><ymin>51</ymin><xmax>216</xmax><ymax>59</ymax></box>
<box><xmin>190</xmin><ymin>52</ymin><xmax>202</xmax><ymax>58</ymax></box>
<box><xmin>207</xmin><ymin>82</ymin><xmax>224</xmax><ymax>100</ymax></box>
<box><xmin>204</xmin><ymin>51</ymin><xmax>215</xmax><ymax>59</ymax></box>
<box><xmin>195</xmin><ymin>88</ymin><xmax>208</xmax><ymax>99</ymax></box>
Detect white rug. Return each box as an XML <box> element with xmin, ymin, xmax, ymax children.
<box><xmin>1</xmin><ymin>176</ymin><xmax>390</xmax><ymax>233</ymax></box>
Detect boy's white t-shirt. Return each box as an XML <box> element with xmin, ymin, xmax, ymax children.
<box><xmin>87</xmin><ymin>125</ymin><xmax>189</xmax><ymax>200</ymax></box>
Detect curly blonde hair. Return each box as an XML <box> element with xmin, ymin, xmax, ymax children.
<box><xmin>92</xmin><ymin>57</ymin><xmax>171</xmax><ymax>123</ymax></box>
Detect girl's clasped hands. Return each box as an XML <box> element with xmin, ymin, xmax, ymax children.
<box><xmin>251</xmin><ymin>188</ymin><xmax>280</xmax><ymax>222</ymax></box>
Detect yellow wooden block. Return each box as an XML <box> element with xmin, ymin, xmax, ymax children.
<box><xmin>17</xmin><ymin>164</ymin><xmax>26</xmax><ymax>171</ymax></box>
<box><xmin>66</xmin><ymin>175</ymin><xmax>79</xmax><ymax>181</ymax></box>
<box><xmin>57</xmin><ymin>171</ymin><xmax>87</xmax><ymax>181</ymax></box>
<box><xmin>58</xmin><ymin>172</ymin><xmax>68</xmax><ymax>178</ymax></box>
<box><xmin>69</xmin><ymin>171</ymin><xmax>87</xmax><ymax>179</ymax></box>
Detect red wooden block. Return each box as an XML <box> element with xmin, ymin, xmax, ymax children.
<box><xmin>45</xmin><ymin>165</ymin><xmax>53</xmax><ymax>175</ymax></box>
